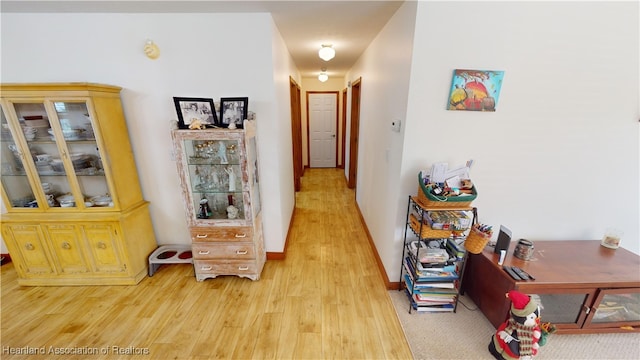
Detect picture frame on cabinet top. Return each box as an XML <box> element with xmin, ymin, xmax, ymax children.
<box><xmin>173</xmin><ymin>97</ymin><xmax>218</xmax><ymax>129</ymax></box>
<box><xmin>219</xmin><ymin>97</ymin><xmax>248</xmax><ymax>129</ymax></box>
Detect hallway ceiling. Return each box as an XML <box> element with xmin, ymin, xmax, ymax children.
<box><xmin>3</xmin><ymin>0</ymin><xmax>404</xmax><ymax>79</ymax></box>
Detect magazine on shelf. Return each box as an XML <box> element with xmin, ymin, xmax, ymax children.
<box><xmin>403</xmin><ymin>289</ymin><xmax>455</xmax><ymax>312</ymax></box>
<box><xmin>404</xmin><ymin>258</ymin><xmax>459</xmax><ymax>281</ymax></box>
<box><xmin>404</xmin><ymin>273</ymin><xmax>457</xmax><ymax>290</ymax></box>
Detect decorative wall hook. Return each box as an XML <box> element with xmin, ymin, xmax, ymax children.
<box><xmin>144</xmin><ymin>40</ymin><xmax>160</xmax><ymax>60</ymax></box>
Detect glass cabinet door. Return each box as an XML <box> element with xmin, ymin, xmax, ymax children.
<box><xmin>246</xmin><ymin>137</ymin><xmax>261</xmax><ymax>216</ymax></box>
<box><xmin>586</xmin><ymin>288</ymin><xmax>640</xmax><ymax>329</ymax></box>
<box><xmin>1</xmin><ymin>108</ymin><xmax>38</xmax><ymax>208</ymax></box>
<box><xmin>50</xmin><ymin>101</ymin><xmax>111</xmax><ymax>208</ymax></box>
<box><xmin>1</xmin><ymin>99</ymin><xmax>112</xmax><ymax>209</ymax></box>
<box><xmin>184</xmin><ymin>139</ymin><xmax>244</xmax><ymax>220</ymax></box>
<box><xmin>532</xmin><ymin>290</ymin><xmax>596</xmax><ymax>331</ymax></box>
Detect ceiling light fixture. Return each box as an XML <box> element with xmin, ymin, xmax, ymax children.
<box><xmin>318</xmin><ymin>44</ymin><xmax>335</xmax><ymax>61</ymax></box>
<box><xmin>318</xmin><ymin>68</ymin><xmax>329</xmax><ymax>82</ymax></box>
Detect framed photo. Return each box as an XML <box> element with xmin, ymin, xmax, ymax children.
<box><xmin>219</xmin><ymin>97</ymin><xmax>248</xmax><ymax>129</ymax></box>
<box><xmin>173</xmin><ymin>97</ymin><xmax>218</xmax><ymax>129</ymax></box>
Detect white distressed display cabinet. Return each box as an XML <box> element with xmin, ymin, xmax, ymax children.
<box><xmin>0</xmin><ymin>83</ymin><xmax>157</xmax><ymax>285</ymax></box>
<box><xmin>171</xmin><ymin>121</ymin><xmax>265</xmax><ymax>281</ymax></box>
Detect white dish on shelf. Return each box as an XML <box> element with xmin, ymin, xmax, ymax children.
<box><xmin>90</xmin><ymin>195</ymin><xmax>112</xmax><ymax>207</ymax></box>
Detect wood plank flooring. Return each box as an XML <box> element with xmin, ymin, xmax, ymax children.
<box><xmin>0</xmin><ymin>168</ymin><xmax>413</xmax><ymax>359</ymax></box>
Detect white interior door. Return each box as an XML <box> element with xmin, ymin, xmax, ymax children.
<box><xmin>309</xmin><ymin>93</ymin><xmax>337</xmax><ymax>168</ymax></box>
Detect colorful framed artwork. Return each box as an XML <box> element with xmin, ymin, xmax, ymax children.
<box><xmin>447</xmin><ymin>69</ymin><xmax>505</xmax><ymax>111</ymax></box>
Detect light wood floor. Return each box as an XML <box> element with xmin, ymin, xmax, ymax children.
<box><xmin>1</xmin><ymin>168</ymin><xmax>413</xmax><ymax>359</ymax></box>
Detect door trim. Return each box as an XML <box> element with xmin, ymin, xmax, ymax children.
<box><xmin>289</xmin><ymin>77</ymin><xmax>302</xmax><ymax>191</ymax></box>
<box><xmin>306</xmin><ymin>91</ymin><xmax>339</xmax><ymax>168</ymax></box>
<box><xmin>341</xmin><ymin>88</ymin><xmax>347</xmax><ymax>169</ymax></box>
<box><xmin>348</xmin><ymin>78</ymin><xmax>361</xmax><ymax>189</ymax></box>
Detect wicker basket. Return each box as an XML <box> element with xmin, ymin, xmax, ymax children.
<box><xmin>464</xmin><ymin>227</ymin><xmax>491</xmax><ymax>254</ymax></box>
<box><xmin>417</xmin><ymin>172</ymin><xmax>477</xmax><ymax>208</ymax></box>
<box><xmin>409</xmin><ymin>214</ymin><xmax>453</xmax><ymax>239</ymax></box>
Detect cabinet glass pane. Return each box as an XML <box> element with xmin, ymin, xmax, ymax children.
<box><xmin>247</xmin><ymin>137</ymin><xmax>261</xmax><ymax>215</ymax></box>
<box><xmin>1</xmin><ymin>108</ymin><xmax>38</xmax><ymax>208</ymax></box>
<box><xmin>53</xmin><ymin>101</ymin><xmax>111</xmax><ymax>208</ymax></box>
<box><xmin>13</xmin><ymin>102</ymin><xmax>75</xmax><ymax>208</ymax></box>
<box><xmin>592</xmin><ymin>292</ymin><xmax>640</xmax><ymax>323</ymax></box>
<box><xmin>534</xmin><ymin>293</ymin><xmax>588</xmax><ymax>324</ymax></box>
<box><xmin>184</xmin><ymin>139</ymin><xmax>244</xmax><ymax>220</ymax></box>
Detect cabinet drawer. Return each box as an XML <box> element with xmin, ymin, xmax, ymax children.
<box><xmin>192</xmin><ymin>243</ymin><xmax>255</xmax><ymax>260</ymax></box>
<box><xmin>193</xmin><ymin>260</ymin><xmax>257</xmax><ymax>275</ymax></box>
<box><xmin>190</xmin><ymin>227</ymin><xmax>253</xmax><ymax>242</ymax></box>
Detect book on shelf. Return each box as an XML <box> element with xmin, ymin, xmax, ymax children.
<box><xmin>403</xmin><ymin>289</ymin><xmax>455</xmax><ymax>312</ymax></box>
<box><xmin>415</xmin><ymin>293</ymin><xmax>456</xmax><ymax>303</ymax></box>
<box><xmin>413</xmin><ymin>303</ymin><xmax>455</xmax><ymax>312</ymax></box>
<box><xmin>404</xmin><ymin>258</ymin><xmax>459</xmax><ymax>282</ymax></box>
<box><xmin>403</xmin><ymin>274</ymin><xmax>457</xmax><ymax>290</ymax></box>
<box><xmin>417</xmin><ymin>261</ymin><xmax>457</xmax><ymax>272</ymax></box>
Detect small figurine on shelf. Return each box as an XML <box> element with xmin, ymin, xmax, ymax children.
<box><xmin>198</xmin><ymin>197</ymin><xmax>212</xmax><ymax>219</ymax></box>
<box><xmin>226</xmin><ymin>194</ymin><xmax>239</xmax><ymax>219</ymax></box>
<box><xmin>189</xmin><ymin>119</ymin><xmax>206</xmax><ymax>130</ymax></box>
<box><xmin>218</xmin><ymin>141</ymin><xmax>228</xmax><ymax>164</ymax></box>
<box><xmin>488</xmin><ymin>290</ymin><xmax>542</xmax><ymax>360</ymax></box>
<box><xmin>225</xmin><ymin>166</ymin><xmax>236</xmax><ymax>192</ymax></box>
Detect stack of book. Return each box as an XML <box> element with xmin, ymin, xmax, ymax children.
<box><xmin>403</xmin><ymin>268</ymin><xmax>459</xmax><ymax>312</ymax></box>
<box><xmin>403</xmin><ymin>246</ymin><xmax>461</xmax><ymax>312</ymax></box>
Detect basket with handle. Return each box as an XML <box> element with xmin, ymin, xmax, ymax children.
<box><xmin>417</xmin><ymin>172</ymin><xmax>477</xmax><ymax>208</ymax></box>
<box><xmin>464</xmin><ymin>224</ymin><xmax>492</xmax><ymax>254</ymax></box>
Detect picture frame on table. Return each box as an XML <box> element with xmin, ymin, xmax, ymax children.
<box><xmin>173</xmin><ymin>97</ymin><xmax>218</xmax><ymax>129</ymax></box>
<box><xmin>219</xmin><ymin>97</ymin><xmax>248</xmax><ymax>129</ymax></box>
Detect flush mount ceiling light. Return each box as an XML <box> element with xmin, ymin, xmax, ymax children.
<box><xmin>318</xmin><ymin>44</ymin><xmax>335</xmax><ymax>61</ymax></box>
<box><xmin>318</xmin><ymin>68</ymin><xmax>329</xmax><ymax>82</ymax></box>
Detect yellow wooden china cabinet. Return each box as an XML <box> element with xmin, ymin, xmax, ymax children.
<box><xmin>0</xmin><ymin>83</ymin><xmax>157</xmax><ymax>285</ymax></box>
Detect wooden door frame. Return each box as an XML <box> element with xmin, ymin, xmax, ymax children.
<box><xmin>340</xmin><ymin>88</ymin><xmax>347</xmax><ymax>169</ymax></box>
<box><xmin>306</xmin><ymin>91</ymin><xmax>339</xmax><ymax>168</ymax></box>
<box><xmin>348</xmin><ymin>78</ymin><xmax>361</xmax><ymax>189</ymax></box>
<box><xmin>289</xmin><ymin>77</ymin><xmax>302</xmax><ymax>191</ymax></box>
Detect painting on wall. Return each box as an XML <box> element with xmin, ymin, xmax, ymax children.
<box><xmin>447</xmin><ymin>69</ymin><xmax>505</xmax><ymax>111</ymax></box>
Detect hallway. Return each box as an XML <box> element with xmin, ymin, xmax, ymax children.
<box><xmin>0</xmin><ymin>168</ymin><xmax>412</xmax><ymax>359</ymax></box>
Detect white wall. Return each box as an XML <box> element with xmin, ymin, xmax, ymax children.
<box><xmin>1</xmin><ymin>12</ymin><xmax>295</xmax><ymax>253</ymax></box>
<box><xmin>345</xmin><ymin>0</ymin><xmax>418</xmax><ymax>278</ymax></box>
<box><xmin>268</xmin><ymin>18</ymin><xmax>299</xmax><ymax>252</ymax></box>
<box><xmin>392</xmin><ymin>1</ymin><xmax>638</xmax><ymax>281</ymax></box>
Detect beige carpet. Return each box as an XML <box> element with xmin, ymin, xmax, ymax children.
<box><xmin>388</xmin><ymin>290</ymin><xmax>640</xmax><ymax>360</ymax></box>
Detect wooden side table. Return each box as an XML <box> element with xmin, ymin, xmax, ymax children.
<box><xmin>463</xmin><ymin>240</ymin><xmax>640</xmax><ymax>334</ymax></box>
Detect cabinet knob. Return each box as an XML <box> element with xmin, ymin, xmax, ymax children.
<box><xmin>198</xmin><ymin>250</ymin><xmax>210</xmax><ymax>255</ymax></box>
<box><xmin>236</xmin><ymin>250</ymin><xmax>248</xmax><ymax>255</ymax></box>
<box><xmin>196</xmin><ymin>234</ymin><xmax>208</xmax><ymax>238</ymax></box>
<box><xmin>62</xmin><ymin>242</ymin><xmax>71</xmax><ymax>249</ymax></box>
<box><xmin>201</xmin><ymin>266</ymin><xmax>212</xmax><ymax>271</ymax></box>
<box><xmin>235</xmin><ymin>233</ymin><xmax>247</xmax><ymax>238</ymax></box>
<box><xmin>25</xmin><ymin>243</ymin><xmax>34</xmax><ymax>250</ymax></box>
<box><xmin>238</xmin><ymin>266</ymin><xmax>249</xmax><ymax>271</ymax></box>
<box><xmin>97</xmin><ymin>242</ymin><xmax>107</xmax><ymax>249</ymax></box>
